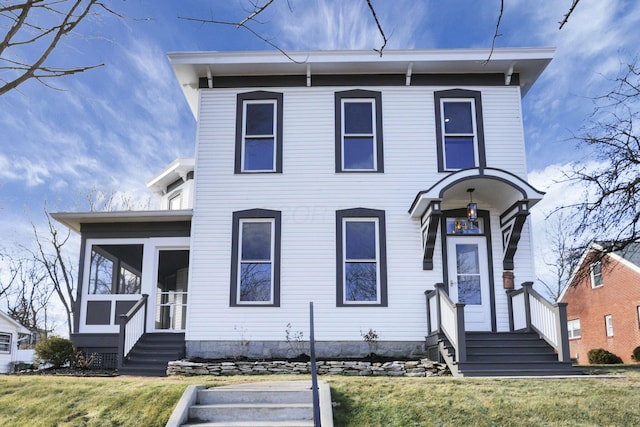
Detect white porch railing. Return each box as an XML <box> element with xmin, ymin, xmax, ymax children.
<box><xmin>118</xmin><ymin>294</ymin><xmax>149</xmax><ymax>369</ymax></box>
<box><xmin>425</xmin><ymin>283</ymin><xmax>466</xmax><ymax>363</ymax></box>
<box><xmin>507</xmin><ymin>282</ymin><xmax>570</xmax><ymax>362</ymax></box>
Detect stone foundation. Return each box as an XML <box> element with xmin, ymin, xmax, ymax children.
<box><xmin>185</xmin><ymin>340</ymin><xmax>429</xmax><ymax>360</ymax></box>
<box><xmin>167</xmin><ymin>359</ymin><xmax>450</xmax><ymax>377</ymax></box>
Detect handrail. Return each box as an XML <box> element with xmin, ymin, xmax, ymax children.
<box><xmin>309</xmin><ymin>301</ymin><xmax>321</xmax><ymax>427</ymax></box>
<box><xmin>117</xmin><ymin>294</ymin><xmax>148</xmax><ymax>369</ymax></box>
<box><xmin>507</xmin><ymin>282</ymin><xmax>570</xmax><ymax>362</ymax></box>
<box><xmin>425</xmin><ymin>283</ymin><xmax>466</xmax><ymax>363</ymax></box>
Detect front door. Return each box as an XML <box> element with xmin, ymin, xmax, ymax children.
<box><xmin>446</xmin><ymin>236</ymin><xmax>491</xmax><ymax>331</ymax></box>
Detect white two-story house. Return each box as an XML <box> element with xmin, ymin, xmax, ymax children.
<box><xmin>53</xmin><ymin>48</ymin><xmax>575</xmax><ymax>377</ymax></box>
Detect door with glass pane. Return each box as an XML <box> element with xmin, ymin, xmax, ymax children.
<box><xmin>446</xmin><ymin>236</ymin><xmax>491</xmax><ymax>331</ymax></box>
<box><xmin>155</xmin><ymin>250</ymin><xmax>189</xmax><ymax>331</ymax></box>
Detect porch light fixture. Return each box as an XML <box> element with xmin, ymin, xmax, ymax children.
<box><xmin>467</xmin><ymin>188</ymin><xmax>478</xmax><ymax>221</ymax></box>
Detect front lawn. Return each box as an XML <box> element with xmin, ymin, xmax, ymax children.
<box><xmin>1</xmin><ymin>369</ymin><xmax>639</xmax><ymax>426</ymax></box>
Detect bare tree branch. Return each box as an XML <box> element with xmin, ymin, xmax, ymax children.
<box><xmin>484</xmin><ymin>0</ymin><xmax>504</xmax><ymax>64</ymax></box>
<box><xmin>559</xmin><ymin>0</ymin><xmax>581</xmax><ymax>29</ymax></box>
<box><xmin>179</xmin><ymin>15</ymin><xmax>305</xmax><ymax>64</ymax></box>
<box><xmin>365</xmin><ymin>0</ymin><xmax>387</xmax><ymax>56</ymax></box>
<box><xmin>0</xmin><ymin>0</ymin><xmax>123</xmax><ymax>96</ymax></box>
<box><xmin>238</xmin><ymin>0</ymin><xmax>274</xmax><ymax>27</ymax></box>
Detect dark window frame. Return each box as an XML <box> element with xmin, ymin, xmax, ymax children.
<box><xmin>335</xmin><ymin>90</ymin><xmax>384</xmax><ymax>173</ymax></box>
<box><xmin>235</xmin><ymin>91</ymin><xmax>284</xmax><ymax>174</ymax></box>
<box><xmin>230</xmin><ymin>209</ymin><xmax>282</xmax><ymax>307</ymax></box>
<box><xmin>434</xmin><ymin>89</ymin><xmax>486</xmax><ymax>172</ymax></box>
<box><xmin>336</xmin><ymin>208</ymin><xmax>388</xmax><ymax>307</ymax></box>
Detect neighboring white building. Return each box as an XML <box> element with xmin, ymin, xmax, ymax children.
<box><xmin>0</xmin><ymin>311</ymin><xmax>30</xmax><ymax>373</ymax></box>
<box><xmin>53</xmin><ymin>48</ymin><xmax>575</xmax><ymax>376</ymax></box>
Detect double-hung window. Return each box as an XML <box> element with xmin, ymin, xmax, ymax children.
<box><xmin>335</xmin><ymin>90</ymin><xmax>384</xmax><ymax>172</ymax></box>
<box><xmin>605</xmin><ymin>314</ymin><xmax>614</xmax><ymax>337</ymax></box>
<box><xmin>567</xmin><ymin>319</ymin><xmax>581</xmax><ymax>339</ymax></box>
<box><xmin>0</xmin><ymin>333</ymin><xmax>10</xmax><ymax>353</ymax></box>
<box><xmin>235</xmin><ymin>91</ymin><xmax>283</xmax><ymax>173</ymax></box>
<box><xmin>231</xmin><ymin>209</ymin><xmax>281</xmax><ymax>306</ymax></box>
<box><xmin>434</xmin><ymin>89</ymin><xmax>486</xmax><ymax>172</ymax></box>
<box><xmin>336</xmin><ymin>208</ymin><xmax>387</xmax><ymax>306</ymax></box>
<box><xmin>590</xmin><ymin>261</ymin><xmax>603</xmax><ymax>288</ymax></box>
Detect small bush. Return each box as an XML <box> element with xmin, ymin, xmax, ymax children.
<box><xmin>587</xmin><ymin>348</ymin><xmax>623</xmax><ymax>364</ymax></box>
<box><xmin>35</xmin><ymin>337</ymin><xmax>75</xmax><ymax>368</ymax></box>
<box><xmin>632</xmin><ymin>346</ymin><xmax>640</xmax><ymax>362</ymax></box>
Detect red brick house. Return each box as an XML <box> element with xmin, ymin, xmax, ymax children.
<box><xmin>560</xmin><ymin>242</ymin><xmax>640</xmax><ymax>364</ymax></box>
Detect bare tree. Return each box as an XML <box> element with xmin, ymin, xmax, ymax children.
<box><xmin>0</xmin><ymin>0</ymin><xmax>122</xmax><ymax>96</ymax></box>
<box><xmin>566</xmin><ymin>60</ymin><xmax>640</xmax><ymax>253</ymax></box>
<box><xmin>4</xmin><ymin>256</ymin><xmax>55</xmax><ymax>334</ymax></box>
<box><xmin>30</xmin><ymin>212</ymin><xmax>76</xmax><ymax>337</ymax></box>
<box><xmin>537</xmin><ymin>212</ymin><xmax>584</xmax><ymax>301</ymax></box>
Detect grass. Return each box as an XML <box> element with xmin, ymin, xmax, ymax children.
<box><xmin>0</xmin><ymin>369</ymin><xmax>639</xmax><ymax>426</ymax></box>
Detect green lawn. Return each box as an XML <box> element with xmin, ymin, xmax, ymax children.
<box><xmin>1</xmin><ymin>369</ymin><xmax>639</xmax><ymax>426</ymax></box>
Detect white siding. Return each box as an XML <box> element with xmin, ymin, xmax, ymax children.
<box><xmin>186</xmin><ymin>84</ymin><xmax>532</xmax><ymax>342</ymax></box>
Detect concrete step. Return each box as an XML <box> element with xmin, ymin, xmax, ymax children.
<box><xmin>189</xmin><ymin>403</ymin><xmax>313</xmax><ymax>423</ymax></box>
<box><xmin>182</xmin><ymin>421</ymin><xmax>314</xmax><ymax>426</ymax></box>
<box><xmin>166</xmin><ymin>381</ymin><xmax>333</xmax><ymax>427</ymax></box>
<box><xmin>197</xmin><ymin>389</ymin><xmax>313</xmax><ymax>405</ymax></box>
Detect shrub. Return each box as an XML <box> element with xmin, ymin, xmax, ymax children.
<box><xmin>587</xmin><ymin>348</ymin><xmax>623</xmax><ymax>364</ymax></box>
<box><xmin>35</xmin><ymin>337</ymin><xmax>75</xmax><ymax>368</ymax></box>
<box><xmin>632</xmin><ymin>346</ymin><xmax>640</xmax><ymax>362</ymax></box>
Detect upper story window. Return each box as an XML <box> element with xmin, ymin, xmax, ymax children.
<box><xmin>434</xmin><ymin>89</ymin><xmax>486</xmax><ymax>172</ymax></box>
<box><xmin>230</xmin><ymin>209</ymin><xmax>281</xmax><ymax>306</ymax></box>
<box><xmin>88</xmin><ymin>244</ymin><xmax>143</xmax><ymax>295</ymax></box>
<box><xmin>0</xmin><ymin>333</ymin><xmax>10</xmax><ymax>353</ymax></box>
<box><xmin>590</xmin><ymin>261</ymin><xmax>603</xmax><ymax>288</ymax></box>
<box><xmin>168</xmin><ymin>193</ymin><xmax>182</xmax><ymax>210</ymax></box>
<box><xmin>235</xmin><ymin>91</ymin><xmax>283</xmax><ymax>174</ymax></box>
<box><xmin>567</xmin><ymin>319</ymin><xmax>581</xmax><ymax>339</ymax></box>
<box><xmin>335</xmin><ymin>90</ymin><xmax>384</xmax><ymax>173</ymax></box>
<box><xmin>336</xmin><ymin>208</ymin><xmax>388</xmax><ymax>306</ymax></box>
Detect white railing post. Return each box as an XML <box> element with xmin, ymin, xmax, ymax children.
<box><xmin>118</xmin><ymin>294</ymin><xmax>148</xmax><ymax>369</ymax></box>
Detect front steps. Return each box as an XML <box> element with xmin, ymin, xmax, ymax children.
<box><xmin>167</xmin><ymin>381</ymin><xmax>333</xmax><ymax>427</ymax></box>
<box><xmin>435</xmin><ymin>332</ymin><xmax>577</xmax><ymax>377</ymax></box>
<box><xmin>119</xmin><ymin>332</ymin><xmax>184</xmax><ymax>377</ymax></box>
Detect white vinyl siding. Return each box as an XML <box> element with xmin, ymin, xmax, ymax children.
<box><xmin>187</xmin><ymin>84</ymin><xmax>531</xmax><ymax>341</ymax></box>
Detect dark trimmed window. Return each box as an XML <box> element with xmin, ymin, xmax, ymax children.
<box><xmin>235</xmin><ymin>91</ymin><xmax>283</xmax><ymax>173</ymax></box>
<box><xmin>434</xmin><ymin>89</ymin><xmax>486</xmax><ymax>171</ymax></box>
<box><xmin>335</xmin><ymin>90</ymin><xmax>384</xmax><ymax>172</ymax></box>
<box><xmin>230</xmin><ymin>209</ymin><xmax>281</xmax><ymax>306</ymax></box>
<box><xmin>336</xmin><ymin>208</ymin><xmax>387</xmax><ymax>306</ymax></box>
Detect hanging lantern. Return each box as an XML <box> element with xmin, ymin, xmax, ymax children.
<box><xmin>467</xmin><ymin>188</ymin><xmax>478</xmax><ymax>221</ymax></box>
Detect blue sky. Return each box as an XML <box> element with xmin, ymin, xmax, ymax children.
<box><xmin>1</xmin><ymin>0</ymin><xmax>640</xmax><ymax>325</ymax></box>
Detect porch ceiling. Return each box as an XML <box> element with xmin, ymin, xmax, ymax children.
<box><xmin>409</xmin><ymin>168</ymin><xmax>545</xmax><ymax>218</ymax></box>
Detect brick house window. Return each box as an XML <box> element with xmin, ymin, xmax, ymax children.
<box><xmin>567</xmin><ymin>319</ymin><xmax>581</xmax><ymax>339</ymax></box>
<box><xmin>590</xmin><ymin>261</ymin><xmax>603</xmax><ymax>288</ymax></box>
<box><xmin>604</xmin><ymin>314</ymin><xmax>613</xmax><ymax>337</ymax></box>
